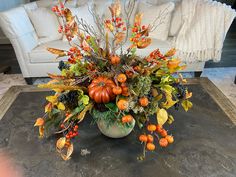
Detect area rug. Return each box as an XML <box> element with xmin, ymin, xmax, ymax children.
<box><xmin>0</xmin><ymin>68</ymin><xmax>235</xmax><ymax>106</ymax></box>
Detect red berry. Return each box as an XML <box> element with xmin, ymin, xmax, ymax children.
<box><xmin>66</xmin><ymin>134</ymin><xmax>70</xmax><ymax>139</ymax></box>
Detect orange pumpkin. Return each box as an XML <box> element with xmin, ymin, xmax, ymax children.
<box><xmin>88</xmin><ymin>76</ymin><xmax>116</xmax><ymax>103</ymax></box>
<box><xmin>111</xmin><ymin>55</ymin><xmax>121</xmax><ymax>65</ymax></box>
<box><xmin>117</xmin><ymin>74</ymin><xmax>127</xmax><ymax>83</ymax></box>
<box><xmin>112</xmin><ymin>86</ymin><xmax>122</xmax><ymax>95</ymax></box>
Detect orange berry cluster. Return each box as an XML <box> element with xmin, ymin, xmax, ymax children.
<box><xmin>67</xmin><ymin>47</ymin><xmax>83</xmax><ymax>64</ymax></box>
<box><xmin>146</xmin><ymin>49</ymin><xmax>166</xmax><ymax>64</ymax></box>
<box><xmin>130</xmin><ymin>24</ymin><xmax>148</xmax><ymax>45</ymax></box>
<box><xmin>139</xmin><ymin>124</ymin><xmax>174</xmax><ymax>151</ymax></box>
<box><xmin>52</xmin><ymin>4</ymin><xmax>77</xmax><ymax>41</ymax></box>
<box><xmin>104</xmin><ymin>17</ymin><xmax>126</xmax><ymax>32</ymax></box>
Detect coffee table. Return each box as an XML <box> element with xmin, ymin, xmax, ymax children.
<box><xmin>0</xmin><ymin>78</ymin><xmax>235</xmax><ymax>177</ymax></box>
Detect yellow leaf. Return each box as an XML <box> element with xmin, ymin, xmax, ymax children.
<box><xmin>137</xmin><ymin>38</ymin><xmax>151</xmax><ymax>49</ymax></box>
<box><xmin>161</xmin><ymin>85</ymin><xmax>173</xmax><ymax>95</ymax></box>
<box><xmin>45</xmin><ymin>103</ymin><xmax>52</xmax><ymax>113</ymax></box>
<box><xmin>162</xmin><ymin>93</ymin><xmax>178</xmax><ymax>109</ymax></box>
<box><xmin>46</xmin><ymin>96</ymin><xmax>58</xmax><ymax>104</ymax></box>
<box><xmin>57</xmin><ymin>102</ymin><xmax>65</xmax><ymax>111</ymax></box>
<box><xmin>47</xmin><ymin>48</ymin><xmax>66</xmax><ymax>58</ymax></box>
<box><xmin>64</xmin><ymin>8</ymin><xmax>74</xmax><ymax>23</ymax></box>
<box><xmin>181</xmin><ymin>100</ymin><xmax>193</xmax><ymax>112</ymax></box>
<box><xmin>185</xmin><ymin>91</ymin><xmax>192</xmax><ymax>99</ymax></box>
<box><xmin>134</xmin><ymin>13</ymin><xmax>143</xmax><ymax>26</ymax></box>
<box><xmin>165</xmin><ymin>48</ymin><xmax>176</xmax><ymax>57</ymax></box>
<box><xmin>39</xmin><ymin>126</ymin><xmax>44</xmax><ymax>138</ymax></box>
<box><xmin>56</xmin><ymin>137</ymin><xmax>66</xmax><ymax>150</ymax></box>
<box><xmin>34</xmin><ymin>118</ymin><xmax>45</xmax><ymax>127</ymax></box>
<box><xmin>61</xmin><ymin>143</ymin><xmax>74</xmax><ymax>161</ymax></box>
<box><xmin>157</xmin><ymin>108</ymin><xmax>168</xmax><ymax>126</ymax></box>
<box><xmin>77</xmin><ymin>103</ymin><xmax>93</xmax><ymax>123</ymax></box>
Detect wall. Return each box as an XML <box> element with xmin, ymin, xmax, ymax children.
<box><xmin>0</xmin><ymin>0</ymin><xmax>30</xmax><ymax>44</ymax></box>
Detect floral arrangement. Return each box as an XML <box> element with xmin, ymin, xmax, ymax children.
<box><xmin>34</xmin><ymin>0</ymin><xmax>193</xmax><ymax>161</ymax></box>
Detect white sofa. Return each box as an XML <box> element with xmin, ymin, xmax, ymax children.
<box><xmin>0</xmin><ymin>0</ymin><xmax>228</xmax><ymax>83</ymax></box>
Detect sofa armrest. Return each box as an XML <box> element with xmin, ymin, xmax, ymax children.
<box><xmin>0</xmin><ymin>6</ymin><xmax>38</xmax><ymax>52</ymax></box>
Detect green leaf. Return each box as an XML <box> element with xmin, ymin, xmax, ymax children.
<box><xmin>157</xmin><ymin>108</ymin><xmax>168</xmax><ymax>126</ymax></box>
<box><xmin>161</xmin><ymin>85</ymin><xmax>173</xmax><ymax>95</ymax></box>
<box><xmin>105</xmin><ymin>103</ymin><xmax>118</xmax><ymax>112</ymax></box>
<box><xmin>81</xmin><ymin>95</ymin><xmax>90</xmax><ymax>105</ymax></box>
<box><xmin>88</xmin><ymin>37</ymin><xmax>100</xmax><ymax>55</ymax></box>
<box><xmin>181</xmin><ymin>100</ymin><xmax>193</xmax><ymax>112</ymax></box>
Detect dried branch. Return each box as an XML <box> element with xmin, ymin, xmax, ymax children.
<box><xmin>149</xmin><ymin>6</ymin><xmax>171</xmax><ymax>32</ymax></box>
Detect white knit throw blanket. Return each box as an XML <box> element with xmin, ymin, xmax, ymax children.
<box><xmin>174</xmin><ymin>0</ymin><xmax>236</xmax><ymax>63</ymax></box>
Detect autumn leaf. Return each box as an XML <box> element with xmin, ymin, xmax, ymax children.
<box><xmin>56</xmin><ymin>137</ymin><xmax>66</xmax><ymax>150</ymax></box>
<box><xmin>161</xmin><ymin>85</ymin><xmax>173</xmax><ymax>95</ymax></box>
<box><xmin>115</xmin><ymin>32</ymin><xmax>125</xmax><ymax>45</ymax></box>
<box><xmin>165</xmin><ymin>48</ymin><xmax>176</xmax><ymax>57</ymax></box>
<box><xmin>82</xmin><ymin>40</ymin><xmax>91</xmax><ymax>52</ymax></box>
<box><xmin>47</xmin><ymin>48</ymin><xmax>67</xmax><ymax>58</ymax></box>
<box><xmin>46</xmin><ymin>95</ymin><xmax>58</xmax><ymax>104</ymax></box>
<box><xmin>71</xmin><ymin>21</ymin><xmax>78</xmax><ymax>36</ymax></box>
<box><xmin>185</xmin><ymin>91</ymin><xmax>193</xmax><ymax>99</ymax></box>
<box><xmin>157</xmin><ymin>108</ymin><xmax>168</xmax><ymax>126</ymax></box>
<box><xmin>162</xmin><ymin>93</ymin><xmax>178</xmax><ymax>109</ymax></box>
<box><xmin>57</xmin><ymin>102</ymin><xmax>65</xmax><ymax>110</ymax></box>
<box><xmin>45</xmin><ymin>103</ymin><xmax>53</xmax><ymax>113</ymax></box>
<box><xmin>109</xmin><ymin>0</ymin><xmax>121</xmax><ymax>17</ymax></box>
<box><xmin>135</xmin><ymin>13</ymin><xmax>143</xmax><ymax>26</ymax></box>
<box><xmin>61</xmin><ymin>143</ymin><xmax>74</xmax><ymax>161</ymax></box>
<box><xmin>181</xmin><ymin>100</ymin><xmax>193</xmax><ymax>112</ymax></box>
<box><xmin>167</xmin><ymin>58</ymin><xmax>181</xmax><ymax>69</ymax></box>
<box><xmin>81</xmin><ymin>95</ymin><xmax>90</xmax><ymax>105</ymax></box>
<box><xmin>39</xmin><ymin>126</ymin><xmax>44</xmax><ymax>138</ymax></box>
<box><xmin>137</xmin><ymin>38</ymin><xmax>151</xmax><ymax>49</ymax></box>
<box><xmin>34</xmin><ymin>118</ymin><xmax>45</xmax><ymax>127</ymax></box>
<box><xmin>64</xmin><ymin>8</ymin><xmax>74</xmax><ymax>23</ymax></box>
<box><xmin>77</xmin><ymin>103</ymin><xmax>93</xmax><ymax>123</ymax></box>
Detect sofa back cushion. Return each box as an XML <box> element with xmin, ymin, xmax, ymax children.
<box><xmin>27</xmin><ymin>7</ymin><xmax>62</xmax><ymax>42</ymax></box>
<box><xmin>169</xmin><ymin>1</ymin><xmax>182</xmax><ymax>36</ymax></box>
<box><xmin>36</xmin><ymin>0</ymin><xmax>78</xmax><ymax>8</ymax></box>
<box><xmin>138</xmin><ymin>2</ymin><xmax>175</xmax><ymax>40</ymax></box>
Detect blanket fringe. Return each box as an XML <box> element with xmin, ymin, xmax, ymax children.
<box><xmin>176</xmin><ymin>49</ymin><xmax>222</xmax><ymax>63</ymax></box>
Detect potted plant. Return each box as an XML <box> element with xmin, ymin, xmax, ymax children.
<box><xmin>34</xmin><ymin>0</ymin><xmax>193</xmax><ymax>160</ymax></box>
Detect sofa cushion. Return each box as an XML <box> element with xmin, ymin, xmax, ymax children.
<box><xmin>27</xmin><ymin>7</ymin><xmax>62</xmax><ymax>42</ymax></box>
<box><xmin>36</xmin><ymin>0</ymin><xmax>78</xmax><ymax>8</ymax></box>
<box><xmin>169</xmin><ymin>1</ymin><xmax>182</xmax><ymax>36</ymax></box>
<box><xmin>29</xmin><ymin>40</ymin><xmax>70</xmax><ymax>63</ymax></box>
<box><xmin>138</xmin><ymin>2</ymin><xmax>175</xmax><ymax>41</ymax></box>
<box><xmin>146</xmin><ymin>0</ymin><xmax>181</xmax><ymax>5</ymax></box>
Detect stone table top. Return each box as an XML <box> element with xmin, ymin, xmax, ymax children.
<box><xmin>0</xmin><ymin>78</ymin><xmax>236</xmax><ymax>177</ymax></box>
